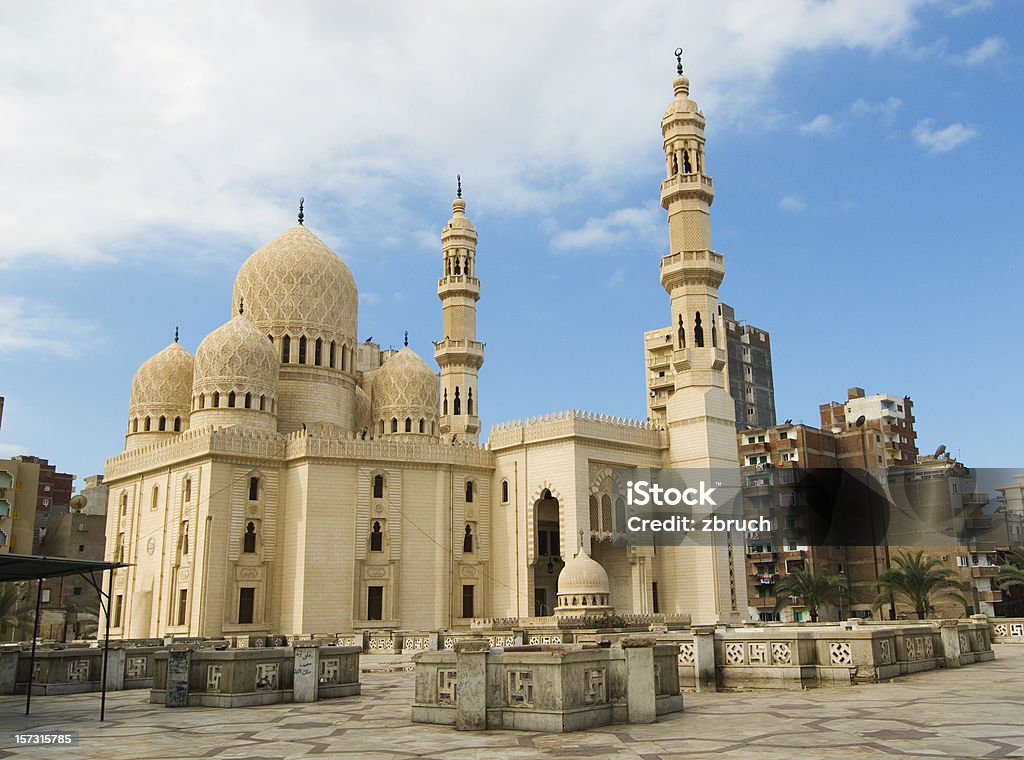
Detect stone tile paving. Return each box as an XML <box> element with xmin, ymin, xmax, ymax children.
<box><xmin>1</xmin><ymin>645</ymin><xmax>1022</xmax><ymax>759</ymax></box>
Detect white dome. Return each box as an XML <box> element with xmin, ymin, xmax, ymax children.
<box><xmin>192</xmin><ymin>315</ymin><xmax>279</xmax><ymax>402</ymax></box>
<box><xmin>232</xmin><ymin>225</ymin><xmax>357</xmax><ymax>344</ymax></box>
<box><xmin>371</xmin><ymin>347</ymin><xmax>439</xmax><ymax>435</ymax></box>
<box><xmin>557</xmin><ymin>549</ymin><xmax>610</xmax><ymax>597</ymax></box>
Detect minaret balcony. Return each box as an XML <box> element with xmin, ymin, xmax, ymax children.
<box><xmin>660</xmin><ymin>249</ymin><xmax>725</xmax><ymax>291</ymax></box>
<box><xmin>660</xmin><ymin>173</ymin><xmax>714</xmax><ymax>205</ymax></box>
<box><xmin>437</xmin><ymin>275</ymin><xmax>481</xmax><ymax>298</ymax></box>
<box><xmin>434</xmin><ymin>338</ymin><xmax>485</xmax><ymax>367</ymax></box>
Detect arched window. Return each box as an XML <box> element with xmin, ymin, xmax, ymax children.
<box><xmin>151</xmin><ymin>485</ymin><xmax>160</xmax><ymax>511</ymax></box>
<box><xmin>259</xmin><ymin>395</ymin><xmax>266</xmax><ymax>411</ymax></box>
<box><xmin>370</xmin><ymin>521</ymin><xmax>383</xmax><ymax>552</ymax></box>
<box><xmin>694</xmin><ymin>312</ymin><xmax>705</xmax><ymax>348</ymax></box>
<box><xmin>341</xmin><ymin>344</ymin><xmax>348</xmax><ymax>371</ymax></box>
<box><xmin>212</xmin><ymin>391</ymin><xmax>220</xmax><ymax>408</ymax></box>
<box><xmin>682</xmin><ymin>149</ymin><xmax>692</xmax><ymax>173</ymax></box>
<box><xmin>244</xmin><ymin>392</ymin><xmax>252</xmax><ymax>409</ymax></box>
<box><xmin>228</xmin><ymin>391</ymin><xmax>236</xmax><ymax>408</ymax></box>
<box><xmin>453</xmin><ymin>387</ymin><xmax>461</xmax><ymax>415</ymax></box>
<box><xmin>314</xmin><ymin>337</ymin><xmax>323</xmax><ymax>366</ymax></box>
<box><xmin>711</xmin><ymin>321</ymin><xmax>718</xmax><ymax>348</ymax></box>
<box><xmin>419</xmin><ymin>418</ymin><xmax>425</xmax><ymax>433</ymax></box>
<box><xmin>144</xmin><ymin>416</ymin><xmax>151</xmax><ymax>431</ymax></box>
<box><xmin>132</xmin><ymin>418</ymin><xmax>139</xmax><ymax>433</ymax></box>
<box><xmin>158</xmin><ymin>415</ymin><xmax>167</xmax><ymax>431</ymax></box>
<box><xmin>432</xmin><ymin>421</ymin><xmax>437</xmax><ymax>436</ymax></box>
<box><xmin>378</xmin><ymin>419</ymin><xmax>385</xmax><ymax>435</ymax></box>
<box><xmin>120</xmin><ymin>493</ymin><xmax>127</xmax><ymax>515</ymax></box>
<box><xmin>184</xmin><ymin>479</ymin><xmax>191</xmax><ymax>503</ymax></box>
<box><xmin>373</xmin><ymin>475</ymin><xmax>384</xmax><ymax>499</ymax></box>
<box><xmin>589</xmin><ymin>494</ymin><xmax>599</xmax><ymax>529</ymax></box>
<box><xmin>243</xmin><ymin>522</ymin><xmax>257</xmax><ymax>553</ymax></box>
<box><xmin>601</xmin><ymin>494</ymin><xmax>612</xmax><ymax>533</ymax></box>
<box><xmin>248</xmin><ymin>476</ymin><xmax>259</xmax><ymax>501</ymax></box>
<box><xmin>463</xmin><ymin>524</ymin><xmax>474</xmax><ymax>553</ymax></box>
<box><xmin>282</xmin><ymin>335</ymin><xmax>291</xmax><ymax>363</ymax></box>
<box><xmin>298</xmin><ymin>336</ymin><xmax>307</xmax><ymax>364</ymax></box>
<box><xmin>199</xmin><ymin>394</ymin><xmax>205</xmax><ymax>409</ymax></box>
<box><xmin>467</xmin><ymin>388</ymin><xmax>474</xmax><ymax>415</ymax></box>
<box><xmin>330</xmin><ymin>341</ymin><xmax>336</xmax><ymax>368</ymax></box>
<box><xmin>443</xmin><ymin>389</ymin><xmax>448</xmax><ymax>415</ymax></box>
<box><xmin>678</xmin><ymin>314</ymin><xmax>685</xmax><ymax>348</ymax></box>
<box><xmin>173</xmin><ymin>416</ymin><xmax>182</xmax><ymax>432</ymax></box>
<box><xmin>465</xmin><ymin>480</ymin><xmax>474</xmax><ymax>503</ymax></box>
<box><xmin>405</xmin><ymin>417</ymin><xmax>412</xmax><ymax>432</ymax></box>
<box><xmin>501</xmin><ymin>480</ymin><xmax>509</xmax><ymax>503</ymax></box>
<box><xmin>391</xmin><ymin>418</ymin><xmax>398</xmax><ymax>433</ymax></box>
<box><xmin>180</xmin><ymin>521</ymin><xmax>189</xmax><ymax>555</ymax></box>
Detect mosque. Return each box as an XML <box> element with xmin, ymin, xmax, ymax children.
<box><xmin>102</xmin><ymin>57</ymin><xmax>749</xmax><ymax>639</ymax></box>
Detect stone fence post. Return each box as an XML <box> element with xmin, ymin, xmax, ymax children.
<box><xmin>622</xmin><ymin>637</ymin><xmax>656</xmax><ymax>724</ymax></box>
<box><xmin>165</xmin><ymin>646</ymin><xmax>192</xmax><ymax>707</ymax></box>
<box><xmin>692</xmin><ymin>625</ymin><xmax>717</xmax><ymax>693</ymax></box>
<box><xmin>293</xmin><ymin>643</ymin><xmax>319</xmax><ymax>703</ymax></box>
<box><xmin>104</xmin><ymin>644</ymin><xmax>127</xmax><ymax>691</ymax></box>
<box><xmin>939</xmin><ymin>620</ymin><xmax>962</xmax><ymax>668</ymax></box>
<box><xmin>454</xmin><ymin>639</ymin><xmax>489</xmax><ymax>731</ymax></box>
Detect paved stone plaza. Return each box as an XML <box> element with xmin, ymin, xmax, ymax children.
<box><xmin>1</xmin><ymin>645</ymin><xmax>1022</xmax><ymax>759</ymax></box>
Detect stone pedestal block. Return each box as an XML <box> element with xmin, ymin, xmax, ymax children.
<box><xmin>692</xmin><ymin>625</ymin><xmax>717</xmax><ymax>692</ymax></box>
<box><xmin>293</xmin><ymin>644</ymin><xmax>319</xmax><ymax>703</ymax></box>
<box><xmin>103</xmin><ymin>646</ymin><xmax>126</xmax><ymax>691</ymax></box>
<box><xmin>454</xmin><ymin>639</ymin><xmax>489</xmax><ymax>731</ymax></box>
<box><xmin>0</xmin><ymin>649</ymin><xmax>18</xmax><ymax>696</ymax></box>
<box><xmin>166</xmin><ymin>648</ymin><xmax>191</xmax><ymax>707</ymax></box>
<box><xmin>622</xmin><ymin>639</ymin><xmax>656</xmax><ymax>724</ymax></box>
<box><xmin>939</xmin><ymin>620</ymin><xmax>962</xmax><ymax>668</ymax></box>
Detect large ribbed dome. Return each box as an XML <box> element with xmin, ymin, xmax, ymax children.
<box><xmin>232</xmin><ymin>225</ymin><xmax>357</xmax><ymax>342</ymax></box>
<box><xmin>129</xmin><ymin>342</ymin><xmax>194</xmax><ymax>418</ymax></box>
<box><xmin>557</xmin><ymin>549</ymin><xmax>610</xmax><ymax>597</ymax></box>
<box><xmin>371</xmin><ymin>347</ymin><xmax>439</xmax><ymax>434</ymax></box>
<box><xmin>193</xmin><ymin>315</ymin><xmax>279</xmax><ymax>400</ymax></box>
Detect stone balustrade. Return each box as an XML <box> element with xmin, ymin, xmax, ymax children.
<box><xmin>149</xmin><ymin>644</ymin><xmax>360</xmax><ymax>707</ymax></box>
<box><xmin>411</xmin><ymin>638</ymin><xmax>682</xmax><ymax>732</ymax></box>
<box><xmin>0</xmin><ymin>643</ymin><xmax>162</xmax><ymax>696</ymax></box>
<box><xmin>991</xmin><ymin>618</ymin><xmax>1024</xmax><ymax>643</ymax></box>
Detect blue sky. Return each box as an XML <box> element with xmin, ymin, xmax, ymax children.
<box><xmin>0</xmin><ymin>1</ymin><xmax>1020</xmax><ymax>487</ymax></box>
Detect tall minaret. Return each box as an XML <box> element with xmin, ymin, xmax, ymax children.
<box><xmin>659</xmin><ymin>51</ymin><xmax>737</xmax><ymax>468</ymax></box>
<box><xmin>655</xmin><ymin>51</ymin><xmax>746</xmax><ymax>624</ymax></box>
<box><xmin>434</xmin><ymin>177</ymin><xmax>483</xmax><ymax>443</ymax></box>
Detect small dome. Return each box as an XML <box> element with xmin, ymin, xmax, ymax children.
<box><xmin>233</xmin><ymin>225</ymin><xmax>357</xmax><ymax>344</ymax></box>
<box><xmin>371</xmin><ymin>347</ymin><xmax>439</xmax><ymax>434</ymax></box>
<box><xmin>557</xmin><ymin>549</ymin><xmax>611</xmax><ymax>598</ymax></box>
<box><xmin>193</xmin><ymin>315</ymin><xmax>279</xmax><ymax>402</ymax></box>
<box><xmin>129</xmin><ymin>341</ymin><xmax>193</xmax><ymax>426</ymax></box>
<box><xmin>663</xmin><ymin>75</ymin><xmax>701</xmax><ymax>118</ymax></box>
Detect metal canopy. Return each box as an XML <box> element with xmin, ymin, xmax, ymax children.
<box><xmin>0</xmin><ymin>554</ymin><xmax>126</xmax><ymax>582</ymax></box>
<box><xmin>1</xmin><ymin>554</ymin><xmax>131</xmax><ymax>721</ymax></box>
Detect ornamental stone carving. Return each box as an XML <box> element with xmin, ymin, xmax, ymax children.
<box><xmin>192</xmin><ymin>315</ymin><xmax>280</xmax><ymax>405</ymax></box>
<box><xmin>233</xmin><ymin>224</ymin><xmax>358</xmax><ymax>343</ymax></box>
<box><xmin>129</xmin><ymin>342</ymin><xmax>194</xmax><ymax>425</ymax></box>
<box><xmin>370</xmin><ymin>347</ymin><xmax>440</xmax><ymax>435</ymax></box>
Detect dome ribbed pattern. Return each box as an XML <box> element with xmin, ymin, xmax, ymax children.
<box><xmin>192</xmin><ymin>315</ymin><xmax>279</xmax><ymax>402</ymax></box>
<box><xmin>370</xmin><ymin>347</ymin><xmax>439</xmax><ymax>434</ymax></box>
<box><xmin>129</xmin><ymin>342</ymin><xmax>194</xmax><ymax>427</ymax></box>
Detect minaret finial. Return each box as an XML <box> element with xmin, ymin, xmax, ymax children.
<box><xmin>675</xmin><ymin>47</ymin><xmax>684</xmax><ymax>76</ymax></box>
<box><xmin>404</xmin><ymin>331</ymin><xmax>409</xmax><ymax>347</ymax></box>
<box><xmin>298</xmin><ymin>197</ymin><xmax>304</xmax><ymax>225</ymax></box>
<box><xmin>457</xmin><ymin>175</ymin><xmax>462</xmax><ymax>199</ymax></box>
<box><xmin>174</xmin><ymin>326</ymin><xmax>179</xmax><ymax>343</ymax></box>
<box><xmin>238</xmin><ymin>296</ymin><xmax>244</xmax><ymax>315</ymax></box>
<box><xmin>579</xmin><ymin>529</ymin><xmax>585</xmax><ymax>552</ymax></box>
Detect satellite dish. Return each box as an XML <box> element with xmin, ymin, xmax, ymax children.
<box><xmin>934</xmin><ymin>444</ymin><xmax>947</xmax><ymax>458</ymax></box>
<box><xmin>70</xmin><ymin>495</ymin><xmax>86</xmax><ymax>512</ymax></box>
<box><xmin>855</xmin><ymin>415</ymin><xmax>866</xmax><ymax>428</ymax></box>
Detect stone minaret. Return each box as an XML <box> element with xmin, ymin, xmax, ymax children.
<box><xmin>656</xmin><ymin>52</ymin><xmax>745</xmax><ymax>623</ymax></box>
<box><xmin>434</xmin><ymin>178</ymin><xmax>483</xmax><ymax>443</ymax></box>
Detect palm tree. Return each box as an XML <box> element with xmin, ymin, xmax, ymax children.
<box><xmin>997</xmin><ymin>547</ymin><xmax>1024</xmax><ymax>591</ymax></box>
<box><xmin>0</xmin><ymin>582</ymin><xmax>34</xmax><ymax>638</ymax></box>
<box><xmin>873</xmin><ymin>551</ymin><xmax>966</xmax><ymax>620</ymax></box>
<box><xmin>773</xmin><ymin>565</ymin><xmax>847</xmax><ymax>623</ymax></box>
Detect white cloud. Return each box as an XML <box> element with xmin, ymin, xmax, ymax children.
<box><xmin>798</xmin><ymin>114</ymin><xmax>839</xmax><ymax>135</ymax></box>
<box><xmin>0</xmin><ymin>1</ymin><xmax>925</xmax><ymax>268</ymax></box>
<box><xmin>550</xmin><ymin>206</ymin><xmax>661</xmax><ymax>252</ymax></box>
<box><xmin>912</xmin><ymin>119</ymin><xmax>979</xmax><ymax>153</ymax></box>
<box><xmin>850</xmin><ymin>96</ymin><xmax>903</xmax><ymax>125</ymax></box>
<box><xmin>944</xmin><ymin>0</ymin><xmax>993</xmax><ymax>17</ymax></box>
<box><xmin>962</xmin><ymin>35</ymin><xmax>1008</xmax><ymax>66</ymax></box>
<box><xmin>778</xmin><ymin>195</ymin><xmax>807</xmax><ymax>212</ymax></box>
<box><xmin>359</xmin><ymin>292</ymin><xmax>381</xmax><ymax>306</ymax></box>
<box><xmin>0</xmin><ymin>297</ymin><xmax>98</xmax><ymax>358</ymax></box>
